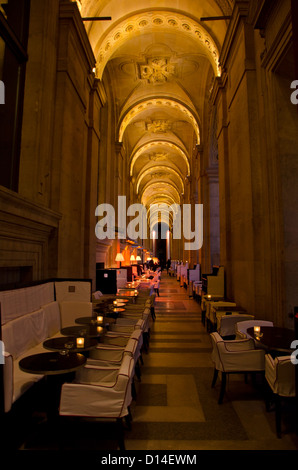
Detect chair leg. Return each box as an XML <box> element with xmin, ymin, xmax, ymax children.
<box><xmin>151</xmin><ymin>306</ymin><xmax>156</xmax><ymax>320</ymax></box>
<box><xmin>124</xmin><ymin>407</ymin><xmax>132</xmax><ymax>431</ymax></box>
<box><xmin>211</xmin><ymin>368</ymin><xmax>218</xmax><ymax>388</ymax></box>
<box><xmin>275</xmin><ymin>395</ymin><xmax>282</xmax><ymax>438</ymax></box>
<box><xmin>116</xmin><ymin>418</ymin><xmax>126</xmax><ymax>450</ymax></box>
<box><xmin>131</xmin><ymin>379</ymin><xmax>137</xmax><ymax>400</ymax></box>
<box><xmin>135</xmin><ymin>361</ymin><xmax>141</xmax><ymax>381</ymax></box>
<box><xmin>218</xmin><ymin>372</ymin><xmax>226</xmax><ymax>404</ymax></box>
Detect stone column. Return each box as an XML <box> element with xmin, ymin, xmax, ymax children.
<box><xmin>51</xmin><ymin>1</ymin><xmax>96</xmax><ymax>278</ymax></box>
<box><xmin>206</xmin><ymin>166</ymin><xmax>220</xmax><ymax>267</ymax></box>
<box><xmin>84</xmin><ymin>78</ymin><xmax>106</xmax><ymax>288</ymax></box>
<box><xmin>18</xmin><ymin>0</ymin><xmax>60</xmax><ymax>206</ymax></box>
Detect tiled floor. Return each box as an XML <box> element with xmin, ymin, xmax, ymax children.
<box><xmin>125</xmin><ymin>273</ymin><xmax>298</xmax><ymax>451</ymax></box>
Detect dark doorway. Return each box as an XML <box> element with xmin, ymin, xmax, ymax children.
<box><xmin>155</xmin><ymin>222</ymin><xmax>168</xmax><ymax>269</ymax></box>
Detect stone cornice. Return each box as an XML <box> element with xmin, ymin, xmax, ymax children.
<box><xmin>0</xmin><ymin>186</ymin><xmax>62</xmax><ymax>229</ymax></box>
<box><xmin>59</xmin><ymin>1</ymin><xmax>95</xmax><ymax>71</ymax></box>
<box><xmin>219</xmin><ymin>1</ymin><xmax>250</xmax><ymax>70</ymax></box>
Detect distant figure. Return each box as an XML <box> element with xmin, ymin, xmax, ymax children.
<box><xmin>153</xmin><ymin>276</ymin><xmax>160</xmax><ymax>297</ymax></box>
<box><xmin>166</xmin><ymin>258</ymin><xmax>171</xmax><ymax>274</ymax></box>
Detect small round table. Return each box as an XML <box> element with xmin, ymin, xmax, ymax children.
<box><xmin>112</xmin><ymin>308</ymin><xmax>125</xmax><ymax>314</ymax></box>
<box><xmin>75</xmin><ymin>316</ymin><xmax>116</xmax><ymax>327</ymax></box>
<box><xmin>60</xmin><ymin>325</ymin><xmax>105</xmax><ymax>339</ymax></box>
<box><xmin>19</xmin><ymin>351</ymin><xmax>87</xmax><ymax>421</ymax></box>
<box><xmin>19</xmin><ymin>351</ymin><xmax>87</xmax><ymax>375</ymax></box>
<box><xmin>43</xmin><ymin>336</ymin><xmax>98</xmax><ymax>353</ymax></box>
<box><xmin>247</xmin><ymin>326</ymin><xmax>295</xmax><ymax>354</ymax></box>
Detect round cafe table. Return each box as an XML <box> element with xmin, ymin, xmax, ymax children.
<box><xmin>75</xmin><ymin>316</ymin><xmax>116</xmax><ymax>328</ymax></box>
<box><xmin>19</xmin><ymin>351</ymin><xmax>87</xmax><ymax>376</ymax></box>
<box><xmin>60</xmin><ymin>324</ymin><xmax>106</xmax><ymax>339</ymax></box>
<box><xmin>247</xmin><ymin>326</ymin><xmax>295</xmax><ymax>355</ymax></box>
<box><xmin>43</xmin><ymin>336</ymin><xmax>98</xmax><ymax>353</ymax></box>
<box><xmin>19</xmin><ymin>351</ymin><xmax>87</xmax><ymax>421</ymax></box>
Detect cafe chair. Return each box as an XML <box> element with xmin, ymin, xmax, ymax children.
<box><xmin>89</xmin><ymin>329</ymin><xmax>143</xmax><ymax>381</ymax></box>
<box><xmin>111</xmin><ymin>315</ymin><xmax>150</xmax><ymax>352</ymax></box>
<box><xmin>88</xmin><ymin>337</ymin><xmax>138</xmax><ymax>365</ymax></box>
<box><xmin>217</xmin><ymin>314</ymin><xmax>255</xmax><ymax>339</ymax></box>
<box><xmin>210</xmin><ymin>332</ymin><xmax>266</xmax><ymax>404</ymax></box>
<box><xmin>59</xmin><ymin>355</ymin><xmax>135</xmax><ymax>450</ymax></box>
<box><xmin>264</xmin><ymin>353</ymin><xmax>295</xmax><ymax>438</ymax></box>
<box><xmin>235</xmin><ymin>320</ymin><xmax>274</xmax><ymax>341</ymax></box>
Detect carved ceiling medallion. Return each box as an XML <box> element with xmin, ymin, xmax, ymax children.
<box><xmin>139</xmin><ymin>57</ymin><xmax>176</xmax><ymax>84</ymax></box>
<box><xmin>146</xmin><ymin>120</ymin><xmax>172</xmax><ymax>133</ymax></box>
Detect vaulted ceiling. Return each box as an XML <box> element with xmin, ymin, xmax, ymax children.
<box><xmin>76</xmin><ymin>0</ymin><xmax>232</xmax><ymax>227</ymax></box>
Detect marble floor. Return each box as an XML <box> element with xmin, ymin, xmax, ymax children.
<box><xmin>125</xmin><ymin>273</ymin><xmax>298</xmax><ymax>451</ymax></box>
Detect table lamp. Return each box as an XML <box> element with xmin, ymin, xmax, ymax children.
<box><xmin>115</xmin><ymin>252</ymin><xmax>124</xmax><ymax>267</ymax></box>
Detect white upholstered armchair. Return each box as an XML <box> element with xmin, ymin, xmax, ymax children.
<box><xmin>59</xmin><ymin>355</ymin><xmax>135</xmax><ymax>450</ymax></box>
<box><xmin>265</xmin><ymin>354</ymin><xmax>295</xmax><ymax>438</ymax></box>
<box><xmin>210</xmin><ymin>332</ymin><xmax>266</xmax><ymax>404</ymax></box>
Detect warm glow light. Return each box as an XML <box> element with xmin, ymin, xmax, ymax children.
<box><xmin>76</xmin><ymin>337</ymin><xmax>84</xmax><ymax>348</ymax></box>
<box><xmin>115</xmin><ymin>253</ymin><xmax>124</xmax><ymax>262</ymax></box>
<box><xmin>130</xmin><ymin>255</ymin><xmax>136</xmax><ymax>261</ymax></box>
<box><xmin>97</xmin><ymin>316</ymin><xmax>103</xmax><ymax>323</ymax></box>
<box><xmin>254</xmin><ymin>326</ymin><xmax>261</xmax><ymax>334</ymax></box>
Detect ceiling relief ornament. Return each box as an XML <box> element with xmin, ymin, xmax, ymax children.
<box><xmin>139</xmin><ymin>57</ymin><xmax>176</xmax><ymax>84</ymax></box>
<box><xmin>148</xmin><ymin>152</ymin><xmax>169</xmax><ymax>162</ymax></box>
<box><xmin>94</xmin><ymin>11</ymin><xmax>221</xmax><ymax>79</ymax></box>
<box><xmin>150</xmin><ymin>172</ymin><xmax>167</xmax><ymax>179</ymax></box>
<box><xmin>146</xmin><ymin>120</ymin><xmax>172</xmax><ymax>133</ymax></box>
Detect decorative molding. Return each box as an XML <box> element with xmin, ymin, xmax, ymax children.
<box><xmin>130</xmin><ymin>140</ymin><xmax>190</xmax><ymax>176</ymax></box>
<box><xmin>146</xmin><ymin>119</ymin><xmax>172</xmax><ymax>133</ymax></box>
<box><xmin>0</xmin><ymin>186</ymin><xmax>61</xmax><ymax>229</ymax></box>
<box><xmin>136</xmin><ymin>165</ymin><xmax>184</xmax><ymax>194</ymax></box>
<box><xmin>94</xmin><ymin>11</ymin><xmax>221</xmax><ymax>79</ymax></box>
<box><xmin>138</xmin><ymin>57</ymin><xmax>176</xmax><ymax>83</ymax></box>
<box><xmin>118</xmin><ymin>98</ymin><xmax>200</xmax><ymax>144</ymax></box>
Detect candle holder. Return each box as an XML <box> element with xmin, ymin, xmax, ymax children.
<box><xmin>76</xmin><ymin>337</ymin><xmax>85</xmax><ymax>349</ymax></box>
<box><xmin>253</xmin><ymin>326</ymin><xmax>263</xmax><ymax>338</ymax></box>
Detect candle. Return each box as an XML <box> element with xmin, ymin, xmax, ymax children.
<box><xmin>97</xmin><ymin>326</ymin><xmax>103</xmax><ymax>334</ymax></box>
<box><xmin>76</xmin><ymin>337</ymin><xmax>84</xmax><ymax>348</ymax></box>
<box><xmin>207</xmin><ymin>295</ymin><xmax>212</xmax><ymax>299</ymax></box>
<box><xmin>254</xmin><ymin>326</ymin><xmax>260</xmax><ymax>335</ymax></box>
<box><xmin>97</xmin><ymin>315</ymin><xmax>103</xmax><ymax>323</ymax></box>
<box><xmin>113</xmin><ymin>300</ymin><xmax>117</xmax><ymax>306</ymax></box>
